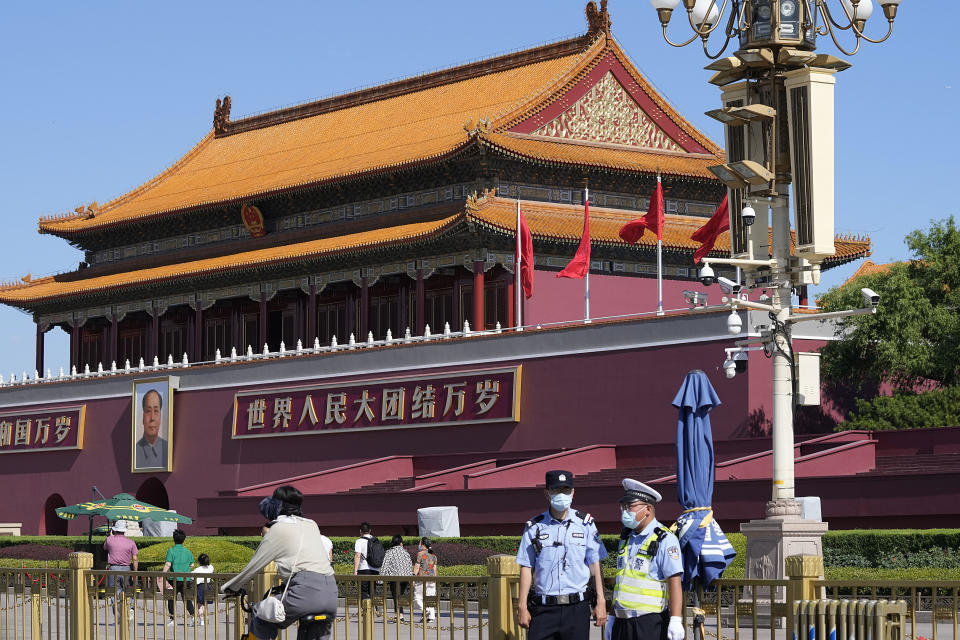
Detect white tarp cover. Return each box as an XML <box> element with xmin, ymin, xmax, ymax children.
<box><xmin>417</xmin><ymin>506</ymin><xmax>460</xmax><ymax>537</ymax></box>
<box><xmin>142</xmin><ymin>516</ymin><xmax>179</xmax><ymax>537</ymax></box>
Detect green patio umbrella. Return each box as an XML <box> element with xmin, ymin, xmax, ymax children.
<box><xmin>57</xmin><ymin>490</ymin><xmax>192</xmax><ymax>543</ymax></box>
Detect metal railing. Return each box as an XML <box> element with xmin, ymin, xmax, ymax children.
<box><xmin>687</xmin><ymin>579</ymin><xmax>792</xmax><ymax>640</ymax></box>
<box><xmin>1</xmin><ymin>567</ymin><xmax>73</xmax><ymax>640</ymax></box>
<box><xmin>816</xmin><ymin>580</ymin><xmax>960</xmax><ymax>640</ymax></box>
<box><xmin>2</xmin><ymin>563</ymin><xmax>496</xmax><ymax>640</ymax></box>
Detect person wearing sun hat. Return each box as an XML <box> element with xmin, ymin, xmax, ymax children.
<box><xmin>609</xmin><ymin>479</ymin><xmax>684</xmax><ymax>640</ymax></box>
<box><xmin>104</xmin><ymin>521</ymin><xmax>138</xmax><ymax>620</ymax></box>
<box><xmin>516</xmin><ymin>470</ymin><xmax>607</xmax><ymax>640</ymax></box>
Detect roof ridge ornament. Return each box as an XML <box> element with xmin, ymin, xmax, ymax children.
<box><xmin>585</xmin><ymin>0</ymin><xmax>611</xmax><ymax>38</ymax></box>
<box><xmin>213</xmin><ymin>95</ymin><xmax>232</xmax><ymax>135</ymax></box>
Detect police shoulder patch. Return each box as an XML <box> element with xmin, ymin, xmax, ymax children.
<box><xmin>668</xmin><ymin>546</ymin><xmax>680</xmax><ymax>560</ymax></box>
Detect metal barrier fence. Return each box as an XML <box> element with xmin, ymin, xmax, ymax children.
<box><xmin>1</xmin><ymin>567</ymin><xmax>72</xmax><ymax>640</ymax></box>
<box><xmin>816</xmin><ymin>580</ymin><xmax>960</xmax><ymax>640</ymax></box>
<box><xmin>8</xmin><ymin>554</ymin><xmax>960</xmax><ymax>640</ymax></box>
<box><xmin>2</xmin><ymin>559</ymin><xmax>499</xmax><ymax>640</ymax></box>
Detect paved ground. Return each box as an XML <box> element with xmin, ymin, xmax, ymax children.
<box><xmin>4</xmin><ymin>594</ymin><xmax>958</xmax><ymax>640</ymax></box>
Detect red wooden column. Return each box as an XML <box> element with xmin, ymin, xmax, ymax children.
<box><xmin>307</xmin><ymin>284</ymin><xmax>317</xmax><ymax>343</ymax></box>
<box><xmin>193</xmin><ymin>305</ymin><xmax>203</xmax><ymax>362</ymax></box>
<box><xmin>398</xmin><ymin>278</ymin><xmax>410</xmax><ymax>335</ymax></box>
<box><xmin>346</xmin><ymin>286</ymin><xmax>357</xmax><ymax>339</ymax></box>
<box><xmin>35</xmin><ymin>324</ymin><xmax>44</xmax><ymax>374</ymax></box>
<box><xmin>505</xmin><ymin>271</ymin><xmax>516</xmax><ymax>328</ymax></box>
<box><xmin>258</xmin><ymin>292</ymin><xmax>267</xmax><ymax>350</ymax></box>
<box><xmin>108</xmin><ymin>314</ymin><xmax>119</xmax><ymax>366</ymax></box>
<box><xmin>359</xmin><ymin>277</ymin><xmax>370</xmax><ymax>339</ymax></box>
<box><xmin>415</xmin><ymin>269</ymin><xmax>425</xmax><ymax>335</ymax></box>
<box><xmin>452</xmin><ymin>268</ymin><xmax>463</xmax><ymax>331</ymax></box>
<box><xmin>70</xmin><ymin>323</ymin><xmax>80</xmax><ymax>371</ymax></box>
<box><xmin>229</xmin><ymin>303</ymin><xmax>240</xmax><ymax>355</ymax></box>
<box><xmin>149</xmin><ymin>307</ymin><xmax>160</xmax><ymax>363</ymax></box>
<box><xmin>473</xmin><ymin>261</ymin><xmax>485</xmax><ymax>330</ymax></box>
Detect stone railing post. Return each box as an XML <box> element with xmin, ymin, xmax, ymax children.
<box><xmin>68</xmin><ymin>552</ymin><xmax>93</xmax><ymax>640</ymax></box>
<box><xmin>487</xmin><ymin>554</ymin><xmax>521</xmax><ymax>640</ymax></box>
<box><xmin>785</xmin><ymin>555</ymin><xmax>824</xmax><ymax>635</ymax></box>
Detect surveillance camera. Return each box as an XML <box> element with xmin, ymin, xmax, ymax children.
<box><xmin>699</xmin><ymin>263</ymin><xmax>717</xmax><ymax>286</ymax></box>
<box><xmin>861</xmin><ymin>287</ymin><xmax>880</xmax><ymax>308</ymax></box>
<box><xmin>723</xmin><ymin>358</ymin><xmax>736</xmax><ymax>379</ymax></box>
<box><xmin>741</xmin><ymin>204</ymin><xmax>756</xmax><ymax>227</ymax></box>
<box><xmin>726</xmin><ymin>310</ymin><xmax>742</xmax><ymax>335</ymax></box>
<box><xmin>717</xmin><ymin>276</ymin><xmax>742</xmax><ymax>295</ymax></box>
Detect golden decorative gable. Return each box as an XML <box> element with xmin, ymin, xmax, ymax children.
<box><xmin>531</xmin><ymin>71</ymin><xmax>681</xmax><ymax>152</ymax></box>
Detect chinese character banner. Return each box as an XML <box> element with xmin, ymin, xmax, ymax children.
<box><xmin>0</xmin><ymin>405</ymin><xmax>85</xmax><ymax>453</ymax></box>
<box><xmin>232</xmin><ymin>366</ymin><xmax>521</xmax><ymax>439</ymax></box>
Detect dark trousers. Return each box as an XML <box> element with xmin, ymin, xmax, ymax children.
<box><xmin>387</xmin><ymin>581</ymin><xmax>408</xmax><ymax>615</ymax></box>
<box><xmin>167</xmin><ymin>581</ymin><xmax>196</xmax><ymax>618</ymax></box>
<box><xmin>357</xmin><ymin>569</ymin><xmax>378</xmax><ymax>601</ymax></box>
<box><xmin>528</xmin><ymin>599</ymin><xmax>590</xmax><ymax>640</ymax></box>
<box><xmin>611</xmin><ymin>611</ymin><xmax>670</xmax><ymax>640</ymax></box>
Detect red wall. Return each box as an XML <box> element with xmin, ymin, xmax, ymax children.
<box><xmin>0</xmin><ymin>339</ymin><xmax>751</xmax><ymax>535</ymax></box>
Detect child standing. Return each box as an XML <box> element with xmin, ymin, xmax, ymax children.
<box><xmin>191</xmin><ymin>553</ymin><xmax>214</xmax><ymax>625</ymax></box>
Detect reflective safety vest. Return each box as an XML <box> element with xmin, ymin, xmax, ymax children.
<box><xmin>613</xmin><ymin>531</ymin><xmax>668</xmax><ymax>615</ymax></box>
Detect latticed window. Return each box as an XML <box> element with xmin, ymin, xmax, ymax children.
<box><xmin>159</xmin><ymin>321</ymin><xmax>185</xmax><ymax>363</ymax></box>
<box><xmin>204</xmin><ymin>317</ymin><xmax>231</xmax><ymax>360</ymax></box>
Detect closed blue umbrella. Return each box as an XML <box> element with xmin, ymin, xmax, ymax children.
<box><xmin>672</xmin><ymin>369</ymin><xmax>735</xmax><ymax>591</ymax></box>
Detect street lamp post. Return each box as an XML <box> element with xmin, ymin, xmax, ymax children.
<box><xmin>644</xmin><ymin>0</ymin><xmax>904</xmax><ymax>583</ymax></box>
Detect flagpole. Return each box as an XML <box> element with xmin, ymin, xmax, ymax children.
<box><xmin>516</xmin><ymin>200</ymin><xmax>523</xmax><ymax>331</ymax></box>
<box><xmin>656</xmin><ymin>174</ymin><xmax>663</xmax><ymax>316</ymax></box>
<box><xmin>584</xmin><ymin>188</ymin><xmax>591</xmax><ymax>324</ymax></box>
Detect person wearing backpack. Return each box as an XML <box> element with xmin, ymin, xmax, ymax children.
<box><xmin>353</xmin><ymin>522</ymin><xmax>383</xmax><ymax>604</ymax></box>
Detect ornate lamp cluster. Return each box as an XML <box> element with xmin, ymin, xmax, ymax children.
<box><xmin>651</xmin><ymin>0</ymin><xmax>903</xmax><ymax>58</ymax></box>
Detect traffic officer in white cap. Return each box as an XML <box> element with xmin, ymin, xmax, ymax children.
<box><xmin>610</xmin><ymin>479</ymin><xmax>684</xmax><ymax>640</ymax></box>
<box><xmin>516</xmin><ymin>470</ymin><xmax>607</xmax><ymax>640</ymax></box>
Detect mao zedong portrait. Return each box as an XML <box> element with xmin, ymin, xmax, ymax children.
<box><xmin>135</xmin><ymin>389</ymin><xmax>168</xmax><ymax>470</ymax></box>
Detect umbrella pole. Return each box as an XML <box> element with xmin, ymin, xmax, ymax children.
<box><xmin>691</xmin><ymin>578</ymin><xmax>705</xmax><ymax>640</ymax></box>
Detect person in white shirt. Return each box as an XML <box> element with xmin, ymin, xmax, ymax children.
<box><xmin>222</xmin><ymin>486</ymin><xmax>336</xmax><ymax>640</ymax></box>
<box><xmin>319</xmin><ymin>533</ymin><xmax>333</xmax><ymax>563</ymax></box>
<box><xmin>191</xmin><ymin>553</ymin><xmax>214</xmax><ymax>625</ymax></box>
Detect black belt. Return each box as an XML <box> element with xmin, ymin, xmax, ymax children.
<box><xmin>537</xmin><ymin>592</ymin><xmax>585</xmax><ymax>605</ymax></box>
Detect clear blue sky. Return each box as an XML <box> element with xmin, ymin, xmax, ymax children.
<box><xmin>0</xmin><ymin>1</ymin><xmax>955</xmax><ymax>375</ymax></box>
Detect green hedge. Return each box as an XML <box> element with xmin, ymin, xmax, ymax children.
<box><xmin>5</xmin><ymin>530</ymin><xmax>958</xmax><ymax>575</ymax></box>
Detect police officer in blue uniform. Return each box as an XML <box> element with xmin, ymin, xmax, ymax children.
<box><xmin>516</xmin><ymin>470</ymin><xmax>607</xmax><ymax>640</ymax></box>
<box><xmin>609</xmin><ymin>479</ymin><xmax>684</xmax><ymax>640</ymax></box>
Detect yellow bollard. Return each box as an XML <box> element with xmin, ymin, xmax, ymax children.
<box><xmin>361</xmin><ymin>596</ymin><xmax>374</xmax><ymax>640</ymax></box>
<box><xmin>118</xmin><ymin>591</ymin><xmax>130</xmax><ymax>640</ymax></box>
<box><xmin>487</xmin><ymin>554</ymin><xmax>521</xmax><ymax>640</ymax></box>
<box><xmin>68</xmin><ymin>552</ymin><xmax>94</xmax><ymax>640</ymax></box>
<box><xmin>31</xmin><ymin>593</ymin><xmax>42</xmax><ymax>639</ymax></box>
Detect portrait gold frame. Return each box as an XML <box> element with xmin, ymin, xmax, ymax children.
<box><xmin>131</xmin><ymin>376</ymin><xmax>177</xmax><ymax>473</ymax></box>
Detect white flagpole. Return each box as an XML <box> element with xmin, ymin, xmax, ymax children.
<box><xmin>584</xmin><ymin>188</ymin><xmax>591</xmax><ymax>324</ymax></box>
<box><xmin>516</xmin><ymin>200</ymin><xmax>523</xmax><ymax>331</ymax></box>
<box><xmin>656</xmin><ymin>239</ymin><xmax>663</xmax><ymax>315</ymax></box>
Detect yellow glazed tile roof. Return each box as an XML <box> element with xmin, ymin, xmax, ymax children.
<box><xmin>0</xmin><ymin>216</ymin><xmax>461</xmax><ymax>306</ymax></box>
<box><xmin>468</xmin><ymin>195</ymin><xmax>871</xmax><ymax>261</ymax></box>
<box><xmin>38</xmin><ymin>49</ymin><xmax>592</xmax><ymax>236</ymax></box>
<box><xmin>4</xmin><ymin>197</ymin><xmax>869</xmax><ymax>307</ymax></box>
<box><xmin>38</xmin><ymin>32</ymin><xmax>724</xmax><ymax>237</ymax></box>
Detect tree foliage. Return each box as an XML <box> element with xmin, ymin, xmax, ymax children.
<box><xmin>838</xmin><ymin>386</ymin><xmax>960</xmax><ymax>430</ymax></box>
<box><xmin>819</xmin><ymin>216</ymin><xmax>960</xmax><ymax>389</ymax></box>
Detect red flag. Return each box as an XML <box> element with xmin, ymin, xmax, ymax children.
<box><xmin>557</xmin><ymin>191</ymin><xmax>591</xmax><ymax>279</ymax></box>
<box><xmin>518</xmin><ymin>205</ymin><xmax>534</xmax><ymax>298</ymax></box>
<box><xmin>619</xmin><ymin>178</ymin><xmax>664</xmax><ymax>244</ymax></box>
<box><xmin>691</xmin><ymin>194</ymin><xmax>729</xmax><ymax>264</ymax></box>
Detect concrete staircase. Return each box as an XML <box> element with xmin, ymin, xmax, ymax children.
<box><xmin>573</xmin><ymin>465</ymin><xmax>677</xmax><ymax>487</ymax></box>
<box><xmin>865</xmin><ymin>453</ymin><xmax>960</xmax><ymax>475</ymax></box>
<box><xmin>338</xmin><ymin>477</ymin><xmax>416</xmax><ymax>494</ymax></box>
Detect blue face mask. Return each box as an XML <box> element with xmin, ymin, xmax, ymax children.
<box><xmin>549</xmin><ymin>492</ymin><xmax>573</xmax><ymax>512</ymax></box>
<box><xmin>621</xmin><ymin>509</ymin><xmax>639</xmax><ymax>530</ymax></box>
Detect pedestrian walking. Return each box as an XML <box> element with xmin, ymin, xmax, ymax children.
<box><xmin>380</xmin><ymin>534</ymin><xmax>414</xmax><ymax>622</ymax></box>
<box><xmin>162</xmin><ymin>528</ymin><xmax>195</xmax><ymax>625</ymax></box>
<box><xmin>104</xmin><ymin>521</ymin><xmax>138</xmax><ymax>620</ymax></box>
<box><xmin>413</xmin><ymin>537</ymin><xmax>438</xmax><ymax>624</ymax></box>
<box><xmin>191</xmin><ymin>553</ymin><xmax>214</xmax><ymax>625</ymax></box>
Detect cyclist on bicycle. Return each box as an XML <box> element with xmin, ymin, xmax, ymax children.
<box><xmin>221</xmin><ymin>485</ymin><xmax>337</xmax><ymax>640</ymax></box>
